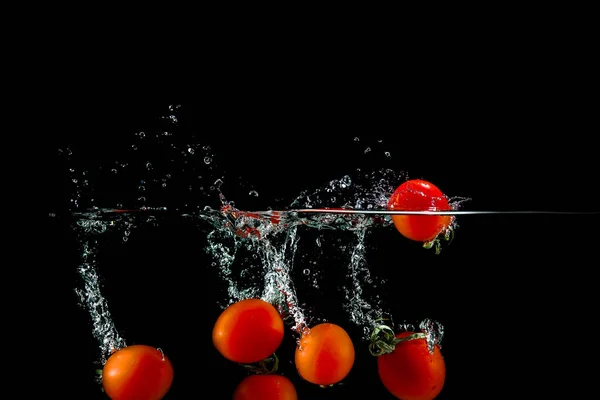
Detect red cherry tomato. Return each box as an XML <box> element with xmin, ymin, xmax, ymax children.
<box><xmin>102</xmin><ymin>344</ymin><xmax>174</xmax><ymax>400</ymax></box>
<box><xmin>377</xmin><ymin>331</ymin><xmax>446</xmax><ymax>400</ymax></box>
<box><xmin>294</xmin><ymin>323</ymin><xmax>355</xmax><ymax>385</ymax></box>
<box><xmin>212</xmin><ymin>298</ymin><xmax>285</xmax><ymax>363</ymax></box>
<box><xmin>233</xmin><ymin>374</ymin><xmax>298</xmax><ymax>400</ymax></box>
<box><xmin>387</xmin><ymin>179</ymin><xmax>453</xmax><ymax>242</ymax></box>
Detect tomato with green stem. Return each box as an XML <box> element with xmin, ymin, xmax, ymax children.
<box><xmin>101</xmin><ymin>344</ymin><xmax>174</xmax><ymax>400</ymax></box>
<box><xmin>387</xmin><ymin>179</ymin><xmax>454</xmax><ymax>252</ymax></box>
<box><xmin>213</xmin><ymin>298</ymin><xmax>285</xmax><ymax>364</ymax></box>
<box><xmin>370</xmin><ymin>326</ymin><xmax>446</xmax><ymax>400</ymax></box>
<box><xmin>294</xmin><ymin>322</ymin><xmax>355</xmax><ymax>386</ymax></box>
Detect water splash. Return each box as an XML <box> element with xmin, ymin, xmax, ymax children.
<box><xmin>419</xmin><ymin>318</ymin><xmax>445</xmax><ymax>353</ymax></box>
<box><xmin>342</xmin><ymin>229</ymin><xmax>387</xmax><ymax>340</ymax></box>
<box><xmin>62</xmin><ymin>105</ymin><xmax>461</xmax><ymax>366</ymax></box>
<box><xmin>70</xmin><ymin>165</ymin><xmax>459</xmax><ymax>347</ymax></box>
<box><xmin>74</xmin><ymin>237</ymin><xmax>126</xmax><ymax>363</ymax></box>
<box><xmin>258</xmin><ymin>226</ymin><xmax>307</xmax><ymax>333</ymax></box>
<box><xmin>201</xmin><ymin>199</ymin><xmax>307</xmax><ymax>332</ymax></box>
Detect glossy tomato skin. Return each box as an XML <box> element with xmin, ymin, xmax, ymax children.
<box><xmin>233</xmin><ymin>374</ymin><xmax>298</xmax><ymax>400</ymax></box>
<box><xmin>213</xmin><ymin>298</ymin><xmax>285</xmax><ymax>364</ymax></box>
<box><xmin>295</xmin><ymin>323</ymin><xmax>355</xmax><ymax>385</ymax></box>
<box><xmin>387</xmin><ymin>179</ymin><xmax>453</xmax><ymax>242</ymax></box>
<box><xmin>102</xmin><ymin>345</ymin><xmax>174</xmax><ymax>400</ymax></box>
<box><xmin>377</xmin><ymin>332</ymin><xmax>446</xmax><ymax>400</ymax></box>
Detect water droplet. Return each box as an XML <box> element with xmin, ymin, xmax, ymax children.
<box><xmin>384</xmin><ymin>151</ymin><xmax>391</xmax><ymax>157</ymax></box>
<box><xmin>111</xmin><ymin>168</ymin><xmax>118</xmax><ymax>174</ymax></box>
<box><xmin>303</xmin><ymin>269</ymin><xmax>310</xmax><ymax>275</ymax></box>
<box><xmin>138</xmin><ymin>131</ymin><xmax>145</xmax><ymax>138</ymax></box>
<box><xmin>354</xmin><ymin>137</ymin><xmax>360</xmax><ymax>142</ymax></box>
<box><xmin>204</xmin><ymin>157</ymin><xmax>212</xmax><ymax>164</ymax></box>
<box><xmin>146</xmin><ymin>162</ymin><xmax>153</xmax><ymax>170</ymax></box>
<box><xmin>132</xmin><ymin>144</ymin><xmax>138</xmax><ymax>151</ymax></box>
<box><xmin>249</xmin><ymin>190</ymin><xmax>259</xmax><ymax>197</ymax></box>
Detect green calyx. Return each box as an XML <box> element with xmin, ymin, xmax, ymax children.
<box><xmin>423</xmin><ymin>226</ymin><xmax>454</xmax><ymax>255</ymax></box>
<box><xmin>368</xmin><ymin>324</ymin><xmax>428</xmax><ymax>356</ymax></box>
<box><xmin>239</xmin><ymin>353</ymin><xmax>279</xmax><ymax>374</ymax></box>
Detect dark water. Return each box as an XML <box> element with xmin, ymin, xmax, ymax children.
<box><xmin>48</xmin><ymin>104</ymin><xmax>598</xmax><ymax>398</ymax></box>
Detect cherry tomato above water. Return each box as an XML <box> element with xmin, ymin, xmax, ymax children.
<box><xmin>102</xmin><ymin>344</ymin><xmax>174</xmax><ymax>400</ymax></box>
<box><xmin>295</xmin><ymin>323</ymin><xmax>355</xmax><ymax>386</ymax></box>
<box><xmin>213</xmin><ymin>298</ymin><xmax>285</xmax><ymax>364</ymax></box>
<box><xmin>387</xmin><ymin>179</ymin><xmax>453</xmax><ymax>242</ymax></box>
<box><xmin>233</xmin><ymin>374</ymin><xmax>298</xmax><ymax>400</ymax></box>
<box><xmin>377</xmin><ymin>332</ymin><xmax>446</xmax><ymax>400</ymax></box>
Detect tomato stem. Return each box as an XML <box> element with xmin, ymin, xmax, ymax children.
<box><xmin>368</xmin><ymin>324</ymin><xmax>428</xmax><ymax>356</ymax></box>
<box><xmin>422</xmin><ymin>226</ymin><xmax>454</xmax><ymax>255</ymax></box>
<box><xmin>239</xmin><ymin>353</ymin><xmax>280</xmax><ymax>375</ymax></box>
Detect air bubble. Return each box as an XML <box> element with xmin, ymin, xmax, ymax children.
<box><xmin>204</xmin><ymin>157</ymin><xmax>212</xmax><ymax>164</ymax></box>
<box><xmin>249</xmin><ymin>190</ymin><xmax>259</xmax><ymax>197</ymax></box>
<box><xmin>384</xmin><ymin>151</ymin><xmax>391</xmax><ymax>157</ymax></box>
<box><xmin>303</xmin><ymin>269</ymin><xmax>310</xmax><ymax>275</ymax></box>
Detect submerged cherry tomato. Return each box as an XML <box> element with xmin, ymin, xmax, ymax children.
<box><xmin>387</xmin><ymin>179</ymin><xmax>453</xmax><ymax>242</ymax></box>
<box><xmin>294</xmin><ymin>323</ymin><xmax>355</xmax><ymax>385</ymax></box>
<box><xmin>102</xmin><ymin>344</ymin><xmax>174</xmax><ymax>400</ymax></box>
<box><xmin>377</xmin><ymin>332</ymin><xmax>446</xmax><ymax>400</ymax></box>
<box><xmin>233</xmin><ymin>374</ymin><xmax>298</xmax><ymax>400</ymax></box>
<box><xmin>213</xmin><ymin>298</ymin><xmax>285</xmax><ymax>363</ymax></box>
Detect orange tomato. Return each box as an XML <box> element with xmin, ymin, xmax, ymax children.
<box><xmin>102</xmin><ymin>345</ymin><xmax>174</xmax><ymax>400</ymax></box>
<box><xmin>387</xmin><ymin>179</ymin><xmax>453</xmax><ymax>242</ymax></box>
<box><xmin>377</xmin><ymin>331</ymin><xmax>446</xmax><ymax>400</ymax></box>
<box><xmin>233</xmin><ymin>374</ymin><xmax>298</xmax><ymax>400</ymax></box>
<box><xmin>213</xmin><ymin>298</ymin><xmax>285</xmax><ymax>363</ymax></box>
<box><xmin>294</xmin><ymin>323</ymin><xmax>355</xmax><ymax>385</ymax></box>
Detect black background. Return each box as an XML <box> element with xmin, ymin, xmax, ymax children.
<box><xmin>47</xmin><ymin>100</ymin><xmax>598</xmax><ymax>399</ymax></box>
